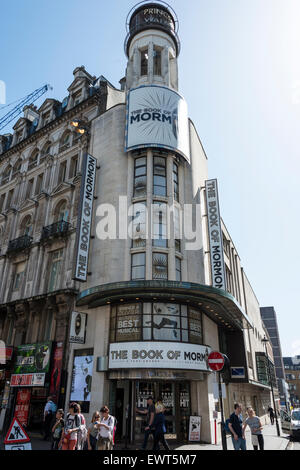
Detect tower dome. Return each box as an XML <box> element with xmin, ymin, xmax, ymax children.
<box><xmin>124</xmin><ymin>1</ymin><xmax>180</xmax><ymax>57</ymax></box>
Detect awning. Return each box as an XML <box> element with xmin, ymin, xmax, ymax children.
<box><xmin>76</xmin><ymin>280</ymin><xmax>253</xmax><ymax>331</ymax></box>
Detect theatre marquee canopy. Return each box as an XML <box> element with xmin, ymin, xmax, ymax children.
<box><xmin>76</xmin><ymin>280</ymin><xmax>253</xmax><ymax>331</ymax></box>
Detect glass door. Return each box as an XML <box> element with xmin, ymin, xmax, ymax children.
<box><xmin>135</xmin><ymin>381</ymin><xmax>155</xmax><ymax>441</ymax></box>
<box><xmin>158</xmin><ymin>382</ymin><xmax>176</xmax><ymax>435</ymax></box>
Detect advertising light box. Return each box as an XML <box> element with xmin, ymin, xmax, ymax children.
<box><xmin>125</xmin><ymin>85</ymin><xmax>190</xmax><ymax>163</ymax></box>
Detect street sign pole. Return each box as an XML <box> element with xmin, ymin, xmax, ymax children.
<box><xmin>218</xmin><ymin>371</ymin><xmax>227</xmax><ymax>451</ymax></box>
<box><xmin>208</xmin><ymin>351</ymin><xmax>228</xmax><ymax>451</ymax></box>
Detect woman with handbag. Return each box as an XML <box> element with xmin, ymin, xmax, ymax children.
<box><xmin>59</xmin><ymin>403</ymin><xmax>81</xmax><ymax>451</ymax></box>
<box><xmin>243</xmin><ymin>407</ymin><xmax>264</xmax><ymax>450</ymax></box>
<box><xmin>96</xmin><ymin>406</ymin><xmax>115</xmax><ymax>450</ymax></box>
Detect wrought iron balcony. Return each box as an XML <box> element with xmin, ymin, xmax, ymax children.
<box><xmin>7</xmin><ymin>235</ymin><xmax>33</xmax><ymax>253</ymax></box>
<box><xmin>41</xmin><ymin>220</ymin><xmax>71</xmax><ymax>240</ymax></box>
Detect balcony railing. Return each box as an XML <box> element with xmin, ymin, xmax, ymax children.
<box><xmin>7</xmin><ymin>235</ymin><xmax>33</xmax><ymax>253</ymax></box>
<box><xmin>41</xmin><ymin>220</ymin><xmax>71</xmax><ymax>240</ymax></box>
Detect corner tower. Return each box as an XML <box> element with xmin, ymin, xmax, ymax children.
<box><xmin>125</xmin><ymin>1</ymin><xmax>180</xmax><ymax>90</ymax></box>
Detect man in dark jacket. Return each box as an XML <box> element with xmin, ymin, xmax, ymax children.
<box><xmin>228</xmin><ymin>403</ymin><xmax>246</xmax><ymax>450</ymax></box>
<box><xmin>152</xmin><ymin>404</ymin><xmax>170</xmax><ymax>451</ymax></box>
<box><xmin>136</xmin><ymin>396</ymin><xmax>155</xmax><ymax>450</ymax></box>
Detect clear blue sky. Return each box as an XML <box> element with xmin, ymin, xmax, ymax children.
<box><xmin>1</xmin><ymin>0</ymin><xmax>299</xmax><ymax>356</ymax></box>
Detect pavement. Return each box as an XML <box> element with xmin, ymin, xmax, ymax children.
<box><xmin>176</xmin><ymin>423</ymin><xmax>290</xmax><ymax>451</ymax></box>
<box><xmin>0</xmin><ymin>423</ymin><xmax>290</xmax><ymax>451</ymax></box>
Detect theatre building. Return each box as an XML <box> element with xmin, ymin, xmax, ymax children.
<box><xmin>0</xmin><ymin>1</ymin><xmax>277</xmax><ymax>444</ymax></box>
<box><xmin>66</xmin><ymin>2</ymin><xmax>276</xmax><ymax>445</ymax></box>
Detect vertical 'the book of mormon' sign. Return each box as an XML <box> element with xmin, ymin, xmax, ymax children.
<box><xmin>74</xmin><ymin>153</ymin><xmax>97</xmax><ymax>282</ymax></box>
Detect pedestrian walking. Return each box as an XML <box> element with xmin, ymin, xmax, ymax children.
<box><xmin>87</xmin><ymin>411</ymin><xmax>101</xmax><ymax>450</ymax></box>
<box><xmin>152</xmin><ymin>404</ymin><xmax>170</xmax><ymax>451</ymax></box>
<box><xmin>76</xmin><ymin>403</ymin><xmax>88</xmax><ymax>450</ymax></box>
<box><xmin>96</xmin><ymin>406</ymin><xmax>115</xmax><ymax>450</ymax></box>
<box><xmin>268</xmin><ymin>406</ymin><xmax>275</xmax><ymax>425</ymax></box>
<box><xmin>228</xmin><ymin>403</ymin><xmax>246</xmax><ymax>450</ymax></box>
<box><xmin>243</xmin><ymin>407</ymin><xmax>264</xmax><ymax>450</ymax></box>
<box><xmin>43</xmin><ymin>396</ymin><xmax>57</xmax><ymax>440</ymax></box>
<box><xmin>51</xmin><ymin>409</ymin><xmax>64</xmax><ymax>450</ymax></box>
<box><xmin>59</xmin><ymin>403</ymin><xmax>81</xmax><ymax>450</ymax></box>
<box><xmin>136</xmin><ymin>396</ymin><xmax>155</xmax><ymax>450</ymax></box>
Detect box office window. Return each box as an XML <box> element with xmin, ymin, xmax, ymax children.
<box><xmin>110</xmin><ymin>302</ymin><xmax>203</xmax><ymax>344</ymax></box>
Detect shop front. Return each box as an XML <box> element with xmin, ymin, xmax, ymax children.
<box><xmin>107</xmin><ymin>301</ymin><xmax>211</xmax><ymax>444</ymax></box>
<box><xmin>8</xmin><ymin>341</ymin><xmax>64</xmax><ymax>432</ymax></box>
<box><xmin>77</xmin><ymin>280</ymin><xmax>253</xmax><ymax>444</ymax></box>
<box><xmin>108</xmin><ymin>368</ymin><xmax>206</xmax><ymax>443</ymax></box>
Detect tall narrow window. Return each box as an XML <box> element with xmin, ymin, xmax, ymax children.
<box><xmin>132</xmin><ymin>202</ymin><xmax>146</xmax><ymax>248</ymax></box>
<box><xmin>48</xmin><ymin>249</ymin><xmax>63</xmax><ymax>292</ymax></box>
<box><xmin>133</xmin><ymin>157</ymin><xmax>147</xmax><ymax>197</ymax></box>
<box><xmin>35</xmin><ymin>173</ymin><xmax>44</xmax><ymax>195</ymax></box>
<box><xmin>0</xmin><ymin>194</ymin><xmax>5</xmax><ymax>212</ymax></box>
<box><xmin>173</xmin><ymin>162</ymin><xmax>179</xmax><ymax>202</ymax></box>
<box><xmin>57</xmin><ymin>201</ymin><xmax>68</xmax><ymax>222</ymax></box>
<box><xmin>28</xmin><ymin>150</ymin><xmax>39</xmax><ymax>170</ymax></box>
<box><xmin>69</xmin><ymin>155</ymin><xmax>78</xmax><ymax>179</ymax></box>
<box><xmin>44</xmin><ymin>311</ymin><xmax>54</xmax><ymax>341</ymax></box>
<box><xmin>73</xmin><ymin>91</ymin><xmax>82</xmax><ymax>106</ymax></box>
<box><xmin>58</xmin><ymin>161</ymin><xmax>67</xmax><ymax>183</ymax></box>
<box><xmin>2</xmin><ymin>166</ymin><xmax>11</xmax><ymax>184</ymax></box>
<box><xmin>153</xmin><ymin>47</ymin><xmax>162</xmax><ymax>76</ymax></box>
<box><xmin>131</xmin><ymin>252</ymin><xmax>146</xmax><ymax>280</ymax></box>
<box><xmin>26</xmin><ymin>179</ymin><xmax>34</xmax><ymax>200</ymax></box>
<box><xmin>152</xmin><ymin>253</ymin><xmax>168</xmax><ymax>280</ymax></box>
<box><xmin>176</xmin><ymin>257</ymin><xmax>181</xmax><ymax>281</ymax></box>
<box><xmin>174</xmin><ymin>205</ymin><xmax>182</xmax><ymax>252</ymax></box>
<box><xmin>141</xmin><ymin>49</ymin><xmax>148</xmax><ymax>76</ymax></box>
<box><xmin>14</xmin><ymin>262</ymin><xmax>26</xmax><ymax>291</ymax></box>
<box><xmin>152</xmin><ymin>201</ymin><xmax>167</xmax><ymax>248</ymax></box>
<box><xmin>153</xmin><ymin>156</ymin><xmax>166</xmax><ymax>196</ymax></box>
<box><xmin>6</xmin><ymin>189</ymin><xmax>14</xmax><ymax>210</ymax></box>
<box><xmin>6</xmin><ymin>318</ymin><xmax>15</xmax><ymax>345</ymax></box>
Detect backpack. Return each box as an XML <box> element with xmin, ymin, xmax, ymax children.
<box><xmin>77</xmin><ymin>414</ymin><xmax>88</xmax><ymax>449</ymax></box>
<box><xmin>107</xmin><ymin>415</ymin><xmax>117</xmax><ymax>446</ymax></box>
<box><xmin>224</xmin><ymin>418</ymin><xmax>233</xmax><ymax>435</ymax></box>
<box><xmin>50</xmin><ymin>401</ymin><xmax>57</xmax><ymax>413</ymax></box>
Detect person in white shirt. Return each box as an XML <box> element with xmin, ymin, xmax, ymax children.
<box><xmin>96</xmin><ymin>406</ymin><xmax>114</xmax><ymax>450</ymax></box>
<box><xmin>43</xmin><ymin>396</ymin><xmax>56</xmax><ymax>440</ymax></box>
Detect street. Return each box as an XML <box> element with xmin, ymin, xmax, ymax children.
<box><xmin>287</xmin><ymin>439</ymin><xmax>300</xmax><ymax>450</ymax></box>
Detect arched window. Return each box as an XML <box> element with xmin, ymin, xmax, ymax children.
<box><xmin>60</xmin><ymin>132</ymin><xmax>71</xmax><ymax>151</ymax></box>
<box><xmin>11</xmin><ymin>159</ymin><xmax>22</xmax><ymax>178</ymax></box>
<box><xmin>40</xmin><ymin>142</ymin><xmax>51</xmax><ymax>161</ymax></box>
<box><xmin>1</xmin><ymin>165</ymin><xmax>12</xmax><ymax>184</ymax></box>
<box><xmin>28</xmin><ymin>150</ymin><xmax>39</xmax><ymax>170</ymax></box>
<box><xmin>55</xmin><ymin>200</ymin><xmax>69</xmax><ymax>222</ymax></box>
<box><xmin>20</xmin><ymin>215</ymin><xmax>33</xmax><ymax>237</ymax></box>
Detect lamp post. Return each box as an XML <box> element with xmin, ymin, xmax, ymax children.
<box><xmin>262</xmin><ymin>336</ymin><xmax>280</xmax><ymax>436</ymax></box>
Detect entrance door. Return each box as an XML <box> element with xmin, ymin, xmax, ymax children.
<box><xmin>115</xmin><ymin>388</ymin><xmax>124</xmax><ymax>438</ymax></box>
<box><xmin>134</xmin><ymin>381</ymin><xmax>190</xmax><ymax>443</ymax></box>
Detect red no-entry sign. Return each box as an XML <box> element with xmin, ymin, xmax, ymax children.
<box><xmin>208</xmin><ymin>351</ymin><xmax>225</xmax><ymax>371</ymax></box>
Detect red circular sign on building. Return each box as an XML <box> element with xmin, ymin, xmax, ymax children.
<box><xmin>207</xmin><ymin>351</ymin><xmax>225</xmax><ymax>371</ymax></box>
